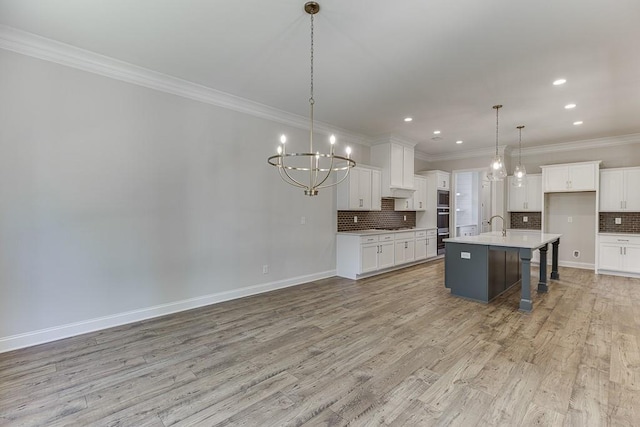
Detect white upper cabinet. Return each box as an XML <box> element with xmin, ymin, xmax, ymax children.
<box><xmin>371</xmin><ymin>169</ymin><xmax>382</xmax><ymax>211</ymax></box>
<box><xmin>541</xmin><ymin>161</ymin><xmax>600</xmax><ymax>192</ymax></box>
<box><xmin>396</xmin><ymin>175</ymin><xmax>427</xmax><ymax>211</ymax></box>
<box><xmin>436</xmin><ymin>171</ymin><xmax>450</xmax><ymax>191</ymax></box>
<box><xmin>337</xmin><ymin>165</ymin><xmax>381</xmax><ymax>211</ymax></box>
<box><xmin>507</xmin><ymin>174</ymin><xmax>542</xmax><ymax>212</ymax></box>
<box><xmin>413</xmin><ymin>176</ymin><xmax>427</xmax><ymax>211</ymax></box>
<box><xmin>371</xmin><ymin>140</ymin><xmax>415</xmax><ymax>198</ymax></box>
<box><xmin>600</xmin><ymin>167</ymin><xmax>640</xmax><ymax>211</ymax></box>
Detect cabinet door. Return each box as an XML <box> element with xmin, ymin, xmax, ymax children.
<box><xmin>414</xmin><ymin>177</ymin><xmax>427</xmax><ymax>211</ymax></box>
<box><xmin>623</xmin><ymin>245</ymin><xmax>640</xmax><ymax>273</ymax></box>
<box><xmin>526</xmin><ymin>175</ymin><xmax>543</xmax><ymax>211</ymax></box>
<box><xmin>405</xmin><ymin>240</ymin><xmax>415</xmax><ymax>263</ymax></box>
<box><xmin>371</xmin><ymin>169</ymin><xmax>382</xmax><ymax>211</ymax></box>
<box><xmin>358</xmin><ymin>168</ymin><xmax>372</xmax><ymax>210</ymax></box>
<box><xmin>395</xmin><ymin>241</ymin><xmax>406</xmax><ymax>265</ymax></box>
<box><xmin>599</xmin><ymin>243</ymin><xmax>622</xmax><ymax>271</ymax></box>
<box><xmin>378</xmin><ymin>241</ymin><xmax>395</xmax><ymax>269</ymax></box>
<box><xmin>624</xmin><ymin>169</ymin><xmax>640</xmax><ymax>211</ymax></box>
<box><xmin>543</xmin><ymin>166</ymin><xmax>569</xmax><ymax>192</ymax></box>
<box><xmin>508</xmin><ymin>176</ymin><xmax>527</xmax><ymax>211</ymax></box>
<box><xmin>427</xmin><ymin>236</ymin><xmax>438</xmax><ymax>258</ymax></box>
<box><xmin>390</xmin><ymin>143</ymin><xmax>405</xmax><ymax>188</ymax></box>
<box><xmin>415</xmin><ymin>238</ymin><xmax>427</xmax><ymax>260</ymax></box>
<box><xmin>403</xmin><ymin>146</ymin><xmax>414</xmax><ymax>189</ymax></box>
<box><xmin>437</xmin><ymin>172</ymin><xmax>450</xmax><ymax>190</ymax></box>
<box><xmin>360</xmin><ymin>243</ymin><xmax>379</xmax><ymax>273</ymax></box>
<box><xmin>600</xmin><ymin>170</ymin><xmax>624</xmax><ymax>211</ymax></box>
<box><xmin>568</xmin><ymin>163</ymin><xmax>597</xmax><ymax>191</ymax></box>
<box><xmin>394</xmin><ymin>198</ymin><xmax>413</xmax><ymax>211</ymax></box>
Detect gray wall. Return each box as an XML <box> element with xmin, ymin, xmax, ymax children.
<box><xmin>0</xmin><ymin>49</ymin><xmax>364</xmax><ymax>345</ymax></box>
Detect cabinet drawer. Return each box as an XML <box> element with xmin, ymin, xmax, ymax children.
<box><xmin>599</xmin><ymin>234</ymin><xmax>640</xmax><ymax>245</ymax></box>
<box><xmin>360</xmin><ymin>235</ymin><xmax>379</xmax><ymax>244</ymax></box>
<box><xmin>395</xmin><ymin>231</ymin><xmax>415</xmax><ymax>240</ymax></box>
<box><xmin>415</xmin><ymin>230</ymin><xmax>427</xmax><ymax>238</ymax></box>
<box><xmin>379</xmin><ymin>234</ymin><xmax>394</xmax><ymax>242</ymax></box>
<box><xmin>426</xmin><ymin>229</ymin><xmax>437</xmax><ymax>237</ymax></box>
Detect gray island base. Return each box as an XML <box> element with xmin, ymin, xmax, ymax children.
<box><xmin>444</xmin><ymin>231</ymin><xmax>562</xmax><ymax>312</ymax></box>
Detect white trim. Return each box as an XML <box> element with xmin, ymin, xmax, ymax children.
<box><xmin>558</xmin><ymin>261</ymin><xmax>594</xmax><ymax>270</ymax></box>
<box><xmin>0</xmin><ymin>25</ymin><xmax>366</xmax><ymax>147</ymax></box>
<box><xmin>416</xmin><ymin>145</ymin><xmax>508</xmax><ymax>163</ymax></box>
<box><xmin>596</xmin><ymin>269</ymin><xmax>640</xmax><ymax>279</ymax></box>
<box><xmin>416</xmin><ymin>133</ymin><xmax>640</xmax><ymax>163</ymax></box>
<box><xmin>0</xmin><ymin>270</ymin><xmax>335</xmax><ymax>353</ymax></box>
<box><xmin>514</xmin><ymin>133</ymin><xmax>640</xmax><ymax>157</ymax></box>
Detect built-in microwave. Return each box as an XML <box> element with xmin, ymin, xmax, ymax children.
<box><xmin>437</xmin><ymin>190</ymin><xmax>450</xmax><ymax>208</ymax></box>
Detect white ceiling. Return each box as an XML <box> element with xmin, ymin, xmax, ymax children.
<box><xmin>1</xmin><ymin>0</ymin><xmax>640</xmax><ymax>157</ymax></box>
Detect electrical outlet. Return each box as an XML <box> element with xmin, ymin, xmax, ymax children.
<box><xmin>567</xmin><ymin>216</ymin><xmax>573</xmax><ymax>223</ymax></box>
<box><xmin>523</xmin><ymin>216</ymin><xmax>528</xmax><ymax>223</ymax></box>
<box><xmin>354</xmin><ymin>216</ymin><xmax>358</xmax><ymax>223</ymax></box>
<box><xmin>262</xmin><ymin>265</ymin><xmax>269</xmax><ymax>274</ymax></box>
<box><xmin>615</xmin><ymin>217</ymin><xmax>622</xmax><ymax>225</ymax></box>
<box><xmin>404</xmin><ymin>215</ymin><xmax>407</xmax><ymax>221</ymax></box>
<box><xmin>300</xmin><ymin>216</ymin><xmax>306</xmax><ymax>225</ymax></box>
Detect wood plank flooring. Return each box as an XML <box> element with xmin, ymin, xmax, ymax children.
<box><xmin>2</xmin><ymin>260</ymin><xmax>640</xmax><ymax>426</ymax></box>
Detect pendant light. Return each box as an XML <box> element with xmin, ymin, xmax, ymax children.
<box><xmin>487</xmin><ymin>104</ymin><xmax>507</xmax><ymax>181</ymax></box>
<box><xmin>513</xmin><ymin>125</ymin><xmax>527</xmax><ymax>187</ymax></box>
<box><xmin>267</xmin><ymin>2</ymin><xmax>355</xmax><ymax>196</ymax></box>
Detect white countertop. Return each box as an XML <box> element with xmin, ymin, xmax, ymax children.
<box><xmin>337</xmin><ymin>227</ymin><xmax>433</xmax><ymax>236</ymax></box>
<box><xmin>444</xmin><ymin>231</ymin><xmax>562</xmax><ymax>249</ymax></box>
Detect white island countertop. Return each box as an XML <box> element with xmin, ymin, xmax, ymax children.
<box><xmin>444</xmin><ymin>230</ymin><xmax>562</xmax><ymax>249</ymax></box>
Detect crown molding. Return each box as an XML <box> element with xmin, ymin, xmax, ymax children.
<box><xmin>417</xmin><ymin>133</ymin><xmax>640</xmax><ymax>163</ymax></box>
<box><xmin>369</xmin><ymin>134</ymin><xmax>418</xmax><ymax>148</ymax></box>
<box><xmin>416</xmin><ymin>145</ymin><xmax>508</xmax><ymax>163</ymax></box>
<box><xmin>0</xmin><ymin>25</ymin><xmax>367</xmax><ymax>147</ymax></box>
<box><xmin>511</xmin><ymin>133</ymin><xmax>640</xmax><ymax>157</ymax></box>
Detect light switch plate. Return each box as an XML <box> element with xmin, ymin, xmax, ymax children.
<box><xmin>523</xmin><ymin>216</ymin><xmax>528</xmax><ymax>222</ymax></box>
<box><xmin>615</xmin><ymin>217</ymin><xmax>622</xmax><ymax>225</ymax></box>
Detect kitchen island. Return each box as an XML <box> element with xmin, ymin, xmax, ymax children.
<box><xmin>443</xmin><ymin>231</ymin><xmax>561</xmax><ymax>312</ymax></box>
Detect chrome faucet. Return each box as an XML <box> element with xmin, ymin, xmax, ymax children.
<box><xmin>487</xmin><ymin>215</ymin><xmax>506</xmax><ymax>237</ymax></box>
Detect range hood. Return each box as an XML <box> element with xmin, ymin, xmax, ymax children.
<box><xmin>370</xmin><ymin>136</ymin><xmax>416</xmax><ymax>199</ymax></box>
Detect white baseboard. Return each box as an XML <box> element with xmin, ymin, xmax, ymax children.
<box><xmin>0</xmin><ymin>270</ymin><xmax>336</xmax><ymax>353</ymax></box>
<box><xmin>558</xmin><ymin>260</ymin><xmax>594</xmax><ymax>270</ymax></box>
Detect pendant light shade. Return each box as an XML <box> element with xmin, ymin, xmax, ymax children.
<box><xmin>487</xmin><ymin>104</ymin><xmax>507</xmax><ymax>181</ymax></box>
<box><xmin>513</xmin><ymin>125</ymin><xmax>527</xmax><ymax>187</ymax></box>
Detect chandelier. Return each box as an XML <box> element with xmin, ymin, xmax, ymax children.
<box><xmin>267</xmin><ymin>2</ymin><xmax>355</xmax><ymax>196</ymax></box>
<box><xmin>487</xmin><ymin>104</ymin><xmax>507</xmax><ymax>181</ymax></box>
<box><xmin>513</xmin><ymin>125</ymin><xmax>527</xmax><ymax>187</ymax></box>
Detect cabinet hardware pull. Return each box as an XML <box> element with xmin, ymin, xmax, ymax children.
<box><xmin>618</xmin><ymin>239</ymin><xmax>629</xmax><ymax>242</ymax></box>
<box><xmin>624</xmin><ymin>247</ymin><xmax>627</xmax><ymax>255</ymax></box>
<box><xmin>620</xmin><ymin>247</ymin><xmax>623</xmax><ymax>255</ymax></box>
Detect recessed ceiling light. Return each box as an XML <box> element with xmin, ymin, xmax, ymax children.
<box><xmin>553</xmin><ymin>79</ymin><xmax>567</xmax><ymax>86</ymax></box>
<box><xmin>565</xmin><ymin>103</ymin><xmax>577</xmax><ymax>109</ymax></box>
<box><xmin>573</xmin><ymin>121</ymin><xmax>583</xmax><ymax>125</ymax></box>
<box><xmin>433</xmin><ymin>130</ymin><xmax>441</xmax><ymax>135</ymax></box>
<box><xmin>404</xmin><ymin>117</ymin><xmax>413</xmax><ymax>122</ymax></box>
<box><xmin>456</xmin><ymin>140</ymin><xmax>463</xmax><ymax>144</ymax></box>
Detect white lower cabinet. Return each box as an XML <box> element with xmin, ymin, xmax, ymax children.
<box><xmin>394</xmin><ymin>231</ymin><xmax>415</xmax><ymax>265</ymax></box>
<box><xmin>337</xmin><ymin>229</ymin><xmax>434</xmax><ymax>279</ymax></box>
<box><xmin>598</xmin><ymin>234</ymin><xmax>640</xmax><ymax>277</ymax></box>
<box><xmin>415</xmin><ymin>230</ymin><xmax>427</xmax><ymax>261</ymax></box>
<box><xmin>426</xmin><ymin>229</ymin><xmax>438</xmax><ymax>258</ymax></box>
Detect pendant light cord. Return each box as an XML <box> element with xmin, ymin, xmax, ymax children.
<box><xmin>309</xmin><ymin>12</ymin><xmax>314</xmax><ymax>153</ymax></box>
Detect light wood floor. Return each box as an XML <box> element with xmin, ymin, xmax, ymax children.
<box><xmin>2</xmin><ymin>260</ymin><xmax>640</xmax><ymax>426</ymax></box>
